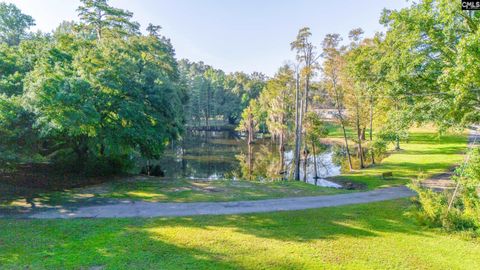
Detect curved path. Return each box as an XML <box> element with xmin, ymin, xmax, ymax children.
<box><xmin>30</xmin><ymin>186</ymin><xmax>414</xmax><ymax>219</ymax></box>
<box><xmin>17</xmin><ymin>129</ymin><xmax>478</xmax><ymax>219</ymax></box>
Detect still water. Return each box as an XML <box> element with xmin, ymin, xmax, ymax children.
<box><xmin>158</xmin><ymin>131</ymin><xmax>342</xmax><ymax>188</ymax></box>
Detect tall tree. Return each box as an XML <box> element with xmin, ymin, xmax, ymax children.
<box><xmin>322</xmin><ymin>33</ymin><xmax>353</xmax><ymax>171</ymax></box>
<box><xmin>292</xmin><ymin>65</ymin><xmax>302</xmax><ymax>180</ymax></box>
<box><xmin>24</xmin><ymin>32</ymin><xmax>185</xmax><ymax>172</ymax></box>
<box><xmin>77</xmin><ymin>0</ymin><xmax>140</xmax><ymax>39</ymax></box>
<box><xmin>343</xmin><ymin>28</ymin><xmax>368</xmax><ymax>169</ymax></box>
<box><xmin>259</xmin><ymin>65</ymin><xmax>295</xmax><ymax>176</ymax></box>
<box><xmin>146</xmin><ymin>23</ymin><xmax>162</xmax><ymax>37</ymax></box>
<box><xmin>0</xmin><ymin>2</ymin><xmax>35</xmax><ymax>45</ymax></box>
<box><xmin>291</xmin><ymin>27</ymin><xmax>319</xmax><ymax>181</ymax></box>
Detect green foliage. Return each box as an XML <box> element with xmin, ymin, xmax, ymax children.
<box><xmin>304</xmin><ymin>112</ymin><xmax>328</xmax><ymax>146</ymax></box>
<box><xmin>0</xmin><ymin>95</ymin><xmax>39</xmax><ymax>171</ymax></box>
<box><xmin>409</xmin><ymin>147</ymin><xmax>480</xmax><ymax>234</ymax></box>
<box><xmin>77</xmin><ymin>0</ymin><xmax>140</xmax><ymax>39</ymax></box>
<box><xmin>0</xmin><ymin>2</ymin><xmax>35</xmax><ymax>45</ymax></box>
<box><xmin>0</xmin><ymin>2</ymin><xmax>185</xmax><ymax>175</ymax></box>
<box><xmin>258</xmin><ymin>65</ymin><xmax>295</xmax><ymax>138</ymax></box>
<box><xmin>371</xmin><ymin>138</ymin><xmax>387</xmax><ymax>158</ymax></box>
<box><xmin>23</xmin><ymin>33</ymin><xmax>185</xmax><ymax>171</ymax></box>
<box><xmin>380</xmin><ymin>0</ymin><xmax>479</xmax><ymax>128</ymax></box>
<box><xmin>237</xmin><ymin>99</ymin><xmax>262</xmax><ymax>134</ymax></box>
<box><xmin>0</xmin><ymin>43</ymin><xmax>24</xmax><ymax>96</ymax></box>
<box><xmin>179</xmin><ymin>60</ymin><xmax>265</xmax><ymax>126</ymax></box>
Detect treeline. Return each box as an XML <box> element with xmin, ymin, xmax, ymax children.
<box><xmin>0</xmin><ymin>0</ymin><xmax>187</xmax><ymax>174</ymax></box>
<box><xmin>179</xmin><ymin>60</ymin><xmax>266</xmax><ymax>127</ymax></box>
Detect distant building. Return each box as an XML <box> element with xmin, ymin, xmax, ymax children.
<box><xmin>314</xmin><ymin>108</ymin><xmax>346</xmax><ymax>121</ymax></box>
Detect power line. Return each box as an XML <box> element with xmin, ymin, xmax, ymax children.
<box><xmin>318</xmin><ymin>89</ymin><xmax>480</xmax><ymax>99</ymax></box>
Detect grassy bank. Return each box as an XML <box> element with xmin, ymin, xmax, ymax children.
<box><xmin>1</xmin><ymin>199</ymin><xmax>478</xmax><ymax>269</ymax></box>
<box><xmin>0</xmin><ymin>178</ymin><xmax>345</xmax><ymax>212</ymax></box>
<box><xmin>330</xmin><ymin>128</ymin><xmax>468</xmax><ymax>189</ymax></box>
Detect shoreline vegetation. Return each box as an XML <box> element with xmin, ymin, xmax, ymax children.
<box><xmin>0</xmin><ymin>128</ymin><xmax>468</xmax><ymax>215</ymax></box>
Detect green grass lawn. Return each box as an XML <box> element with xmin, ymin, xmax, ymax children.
<box><xmin>0</xmin><ymin>178</ymin><xmax>345</xmax><ymax>213</ymax></box>
<box><xmin>325</xmin><ymin>121</ymin><xmax>355</xmax><ymax>138</ymax></box>
<box><xmin>331</xmin><ymin>128</ymin><xmax>468</xmax><ymax>189</ymax></box>
<box><xmin>91</xmin><ymin>178</ymin><xmax>346</xmax><ymax>201</ymax></box>
<box><xmin>1</xmin><ymin>199</ymin><xmax>478</xmax><ymax>270</ymax></box>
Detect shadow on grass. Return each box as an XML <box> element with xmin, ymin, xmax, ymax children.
<box><xmin>401</xmin><ymin>146</ymin><xmax>467</xmax><ymax>155</ymax></box>
<box><xmin>0</xmin><ymin>219</ymin><xmax>239</xmax><ymax>269</ymax></box>
<box><xmin>0</xmin><ymin>177</ymin><xmax>343</xmax><ymax>217</ymax></box>
<box><xmin>0</xmin><ymin>199</ymin><xmax>426</xmax><ymax>269</ymax></box>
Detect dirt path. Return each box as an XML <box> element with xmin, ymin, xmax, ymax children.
<box><xmin>27</xmin><ymin>186</ymin><xmax>414</xmax><ymax>219</ymax></box>
<box><xmin>421</xmin><ymin>128</ymin><xmax>479</xmax><ymax>190</ymax></box>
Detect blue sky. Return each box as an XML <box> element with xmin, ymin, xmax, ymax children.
<box><xmin>5</xmin><ymin>0</ymin><xmax>410</xmax><ymax>76</ymax></box>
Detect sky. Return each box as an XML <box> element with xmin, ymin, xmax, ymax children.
<box><xmin>4</xmin><ymin>0</ymin><xmax>411</xmax><ymax>76</ymax></box>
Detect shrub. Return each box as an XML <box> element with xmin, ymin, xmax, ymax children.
<box><xmin>408</xmin><ymin>147</ymin><xmax>480</xmax><ymax>235</ymax></box>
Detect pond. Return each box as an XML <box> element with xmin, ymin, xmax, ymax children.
<box><xmin>157</xmin><ymin>130</ymin><xmax>342</xmax><ymax>188</ymax></box>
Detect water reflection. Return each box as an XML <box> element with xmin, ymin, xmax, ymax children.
<box><xmin>158</xmin><ymin>131</ymin><xmax>342</xmax><ymax>187</ymax></box>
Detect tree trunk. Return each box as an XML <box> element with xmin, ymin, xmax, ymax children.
<box><xmin>206</xmin><ymin>85</ymin><xmax>210</xmax><ymax>128</ymax></box>
<box><xmin>370</xmin><ymin>95</ymin><xmax>375</xmax><ymax>164</ymax></box>
<box><xmin>312</xmin><ymin>139</ymin><xmax>318</xmax><ymax>185</ymax></box>
<box><xmin>247</xmin><ymin>113</ymin><xmax>254</xmax><ymax>145</ymax></box>
<box><xmin>279</xmin><ymin>133</ymin><xmax>285</xmax><ymax>179</ymax></box>
<box><xmin>302</xmin><ymin>147</ymin><xmax>308</xmax><ymax>182</ymax></box>
<box><xmin>293</xmin><ymin>71</ymin><xmax>302</xmax><ymax>180</ymax></box>
<box><xmin>100</xmin><ymin>143</ymin><xmax>105</xmax><ymax>156</ymax></box>
<box><xmin>146</xmin><ymin>160</ymin><xmax>151</xmax><ymax>176</ymax></box>
<box><xmin>298</xmin><ymin>94</ymin><xmax>308</xmax><ymax>182</ymax></box>
<box><xmin>302</xmin><ymin>72</ymin><xmax>310</xmax><ymax>183</ymax></box>
<box><xmin>395</xmin><ymin>102</ymin><xmax>401</xmax><ymax>150</ymax></box>
<box><xmin>332</xmin><ymin>78</ymin><xmax>353</xmax><ymax>171</ymax></box>
<box><xmin>356</xmin><ymin>105</ymin><xmax>365</xmax><ymax>169</ymax></box>
<box><xmin>247</xmin><ymin>143</ymin><xmax>253</xmax><ymax>180</ymax></box>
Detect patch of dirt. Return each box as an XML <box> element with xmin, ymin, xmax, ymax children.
<box><xmin>418</xmin><ymin>165</ymin><xmax>457</xmax><ymax>190</ymax></box>
<box><xmin>190</xmin><ymin>182</ymin><xmax>225</xmax><ymax>193</ymax></box>
<box><xmin>228</xmin><ymin>181</ymin><xmax>253</xmax><ymax>188</ymax></box>
<box><xmin>327</xmin><ymin>177</ymin><xmax>367</xmax><ymax>190</ymax></box>
<box><xmin>169</xmin><ymin>187</ymin><xmax>192</xmax><ymax>192</ymax></box>
<box><xmin>201</xmin><ymin>186</ymin><xmax>223</xmax><ymax>193</ymax></box>
<box><xmin>0</xmin><ymin>163</ymin><xmax>127</xmax><ymax>190</ymax></box>
<box><xmin>340</xmin><ymin>181</ymin><xmax>367</xmax><ymax>190</ymax></box>
<box><xmin>420</xmin><ymin>171</ymin><xmax>456</xmax><ymax>191</ymax></box>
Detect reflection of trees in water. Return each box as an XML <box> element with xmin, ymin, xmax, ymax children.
<box><xmin>235</xmin><ymin>143</ymin><xmax>281</xmax><ymax>181</ymax></box>
<box><xmin>332</xmin><ymin>144</ymin><xmax>385</xmax><ymax>172</ymax></box>
<box><xmin>159</xmin><ymin>130</ymin><xmax>242</xmax><ymax>179</ymax></box>
<box><xmin>160</xmin><ymin>130</ymin><xmax>349</xmax><ymax>183</ymax></box>
<box><xmin>233</xmin><ymin>138</ymin><xmax>344</xmax><ymax>182</ymax></box>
